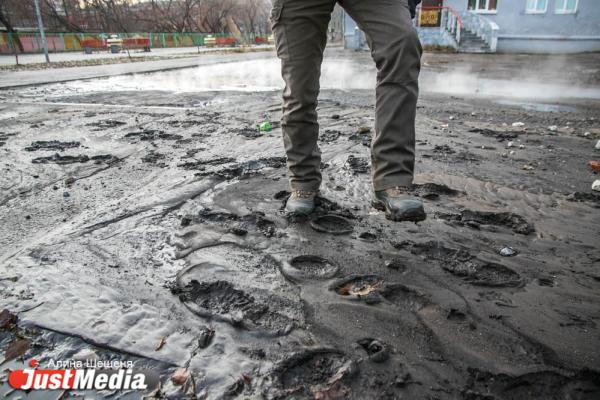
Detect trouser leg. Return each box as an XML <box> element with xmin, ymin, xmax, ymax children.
<box><xmin>271</xmin><ymin>0</ymin><xmax>335</xmax><ymax>191</ymax></box>
<box><xmin>340</xmin><ymin>0</ymin><xmax>422</xmax><ymax>191</ymax></box>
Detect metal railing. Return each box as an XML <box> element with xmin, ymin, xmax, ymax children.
<box><xmin>0</xmin><ymin>32</ymin><xmax>272</xmax><ymax>55</ymax></box>
<box><xmin>460</xmin><ymin>11</ymin><xmax>499</xmax><ymax>52</ymax></box>
<box><xmin>414</xmin><ymin>6</ymin><xmax>463</xmax><ymax>46</ymax></box>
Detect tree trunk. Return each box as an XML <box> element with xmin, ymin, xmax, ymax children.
<box><xmin>0</xmin><ymin>5</ymin><xmax>24</xmax><ymax>52</ymax></box>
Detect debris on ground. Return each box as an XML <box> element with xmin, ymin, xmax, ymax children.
<box><xmin>259</xmin><ymin>121</ymin><xmax>273</xmax><ymax>132</ymax></box>
<box><xmin>499</xmin><ymin>246</ymin><xmax>517</xmax><ymax>257</ymax></box>
<box><xmin>4</xmin><ymin>338</ymin><xmax>30</xmax><ymax>362</ymax></box>
<box><xmin>171</xmin><ymin>368</ymin><xmax>190</xmax><ymax>386</ymax></box>
<box><xmin>0</xmin><ymin>309</ymin><xmax>18</xmax><ymax>330</ymax></box>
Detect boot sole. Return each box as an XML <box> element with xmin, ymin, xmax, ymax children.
<box><xmin>372</xmin><ymin>199</ymin><xmax>427</xmax><ymax>222</ymax></box>
<box><xmin>285</xmin><ymin>204</ymin><xmax>315</xmax><ymax>215</ymax></box>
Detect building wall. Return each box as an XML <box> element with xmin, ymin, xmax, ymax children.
<box><xmin>444</xmin><ymin>0</ymin><xmax>600</xmax><ymax>52</ymax></box>
<box><xmin>329</xmin><ymin>4</ymin><xmax>344</xmax><ymax>43</ymax></box>
<box><xmin>343</xmin><ymin>14</ymin><xmax>457</xmax><ymax>51</ymax></box>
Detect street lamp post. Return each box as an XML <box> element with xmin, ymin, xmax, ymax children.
<box><xmin>33</xmin><ymin>0</ymin><xmax>50</xmax><ymax>63</ymax></box>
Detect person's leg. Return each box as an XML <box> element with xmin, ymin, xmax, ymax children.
<box><xmin>340</xmin><ymin>0</ymin><xmax>425</xmax><ymax>221</ymax></box>
<box><xmin>271</xmin><ymin>0</ymin><xmax>336</xmax><ymax>196</ymax></box>
<box><xmin>339</xmin><ymin>0</ymin><xmax>421</xmax><ymax>191</ymax></box>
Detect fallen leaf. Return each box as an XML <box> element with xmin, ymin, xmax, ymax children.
<box><xmin>349</xmin><ymin>281</ymin><xmax>382</xmax><ymax>296</ymax></box>
<box><xmin>0</xmin><ymin>309</ymin><xmax>18</xmax><ymax>330</ymax></box>
<box><xmin>312</xmin><ymin>380</ymin><xmax>350</xmax><ymax>400</ymax></box>
<box><xmin>588</xmin><ymin>160</ymin><xmax>600</xmax><ymax>172</ymax></box>
<box><xmin>155</xmin><ymin>336</ymin><xmax>166</xmax><ymax>351</ymax></box>
<box><xmin>4</xmin><ymin>338</ymin><xmax>30</xmax><ymax>362</ymax></box>
<box><xmin>171</xmin><ymin>368</ymin><xmax>190</xmax><ymax>386</ymax></box>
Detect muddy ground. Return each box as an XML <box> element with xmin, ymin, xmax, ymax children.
<box><xmin>0</xmin><ymin>50</ymin><xmax>599</xmax><ymax>399</ymax></box>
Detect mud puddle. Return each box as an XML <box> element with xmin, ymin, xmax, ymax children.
<box><xmin>1</xmin><ymin>52</ymin><xmax>599</xmax><ymax>399</ymax></box>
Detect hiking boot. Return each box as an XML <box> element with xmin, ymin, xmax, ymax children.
<box><xmin>372</xmin><ymin>187</ymin><xmax>426</xmax><ymax>222</ymax></box>
<box><xmin>285</xmin><ymin>190</ymin><xmax>317</xmax><ymax>214</ymax></box>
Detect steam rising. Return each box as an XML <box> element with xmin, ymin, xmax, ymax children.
<box><xmin>52</xmin><ymin>58</ymin><xmax>600</xmax><ymax>101</ymax></box>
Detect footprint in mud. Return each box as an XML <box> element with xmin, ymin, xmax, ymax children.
<box><xmin>86</xmin><ymin>119</ymin><xmax>126</xmax><ymax>130</ymax></box>
<box><xmin>331</xmin><ymin>274</ymin><xmax>429</xmax><ymax>311</ymax></box>
<box><xmin>0</xmin><ymin>132</ymin><xmax>16</xmax><ymax>147</ymax></box>
<box><xmin>171</xmin><ymin>245</ymin><xmax>304</xmax><ymax>336</ymax></box>
<box><xmin>444</xmin><ymin>261</ymin><xmax>522</xmax><ymax>288</ymax></box>
<box><xmin>469</xmin><ymin>127</ymin><xmax>519</xmax><ymax>142</ymax></box>
<box><xmin>141</xmin><ymin>151</ymin><xmax>166</xmax><ymax>165</ymax></box>
<box><xmin>356</xmin><ymin>338</ymin><xmax>390</xmax><ymax>363</ymax></box>
<box><xmin>358</xmin><ymin>231</ymin><xmax>378</xmax><ymax>241</ymax></box>
<box><xmin>31</xmin><ymin>154</ymin><xmax>118</xmax><ymax>165</ymax></box>
<box><xmin>348</xmin><ymin>132</ymin><xmax>371</xmax><ymax>147</ymax></box>
<box><xmin>32</xmin><ymin>154</ymin><xmax>89</xmax><ymax>164</ymax></box>
<box><xmin>194</xmin><ymin>157</ymin><xmax>286</xmax><ymax>181</ymax></box>
<box><xmin>537</xmin><ymin>276</ymin><xmax>556</xmax><ymax>287</ymax></box>
<box><xmin>379</xmin><ymin>283</ymin><xmax>429</xmax><ymax>310</ymax></box>
<box><xmin>310</xmin><ymin>214</ymin><xmax>354</xmax><ymax>235</ymax></box>
<box><xmin>319</xmin><ymin>129</ymin><xmax>341</xmax><ymax>143</ymax></box>
<box><xmin>408</xmin><ymin>183</ymin><xmax>461</xmax><ymax>200</ymax></box>
<box><xmin>182</xmin><ymin>208</ymin><xmax>276</xmax><ymax>238</ymax></box>
<box><xmin>166</xmin><ymin>119</ymin><xmax>203</xmax><ymax>128</ymax></box>
<box><xmin>385</xmin><ymin>258</ymin><xmax>407</xmax><ymax>273</ymax></box>
<box><xmin>345</xmin><ymin>155</ymin><xmax>370</xmax><ymax>174</ymax></box>
<box><xmin>177</xmin><ymin>157</ymin><xmax>236</xmax><ymax>170</ymax></box>
<box><xmin>433</xmin><ymin>144</ymin><xmax>456</xmax><ymax>154</ymax></box>
<box><xmin>436</xmin><ymin>209</ymin><xmax>534</xmax><ymax>235</ymax></box>
<box><xmin>396</xmin><ymin>241</ymin><xmax>523</xmax><ymax>287</ymax></box>
<box><xmin>283</xmin><ymin>255</ymin><xmax>339</xmax><ymax>281</ymax></box>
<box><xmin>465</xmin><ymin>368</ymin><xmax>600</xmax><ymax>400</ymax></box>
<box><xmin>89</xmin><ymin>154</ymin><xmax>119</xmax><ymax>164</ymax></box>
<box><xmin>171</xmin><ymin>278</ymin><xmax>295</xmax><ymax>336</ymax></box>
<box><xmin>24</xmin><ymin>140</ymin><xmax>81</xmax><ymax>152</ymax></box>
<box><xmin>236</xmin><ymin>127</ymin><xmax>261</xmax><ymax>139</ymax></box>
<box><xmin>266</xmin><ymin>348</ymin><xmax>356</xmax><ymax>399</ymax></box>
<box><xmin>125</xmin><ymin>129</ymin><xmax>183</xmax><ymax>141</ymax></box>
<box><xmin>566</xmin><ymin>191</ymin><xmax>600</xmax><ymax>206</ymax></box>
<box><xmin>423</xmin><ymin>147</ymin><xmax>481</xmax><ymax>164</ymax></box>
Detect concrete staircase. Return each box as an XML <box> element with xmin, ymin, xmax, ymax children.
<box><xmin>458</xmin><ymin>30</ymin><xmax>492</xmax><ymax>53</ymax></box>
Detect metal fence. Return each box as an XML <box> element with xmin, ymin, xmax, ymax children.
<box><xmin>0</xmin><ymin>32</ymin><xmax>271</xmax><ymax>54</ymax></box>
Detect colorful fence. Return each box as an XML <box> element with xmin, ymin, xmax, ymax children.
<box><xmin>0</xmin><ymin>32</ymin><xmax>271</xmax><ymax>54</ymax></box>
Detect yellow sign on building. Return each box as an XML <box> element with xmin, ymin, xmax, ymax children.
<box><xmin>420</xmin><ymin>10</ymin><xmax>440</xmax><ymax>27</ymax></box>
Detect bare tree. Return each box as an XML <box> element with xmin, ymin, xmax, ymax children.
<box><xmin>146</xmin><ymin>0</ymin><xmax>201</xmax><ymax>32</ymax></box>
<box><xmin>198</xmin><ymin>0</ymin><xmax>238</xmax><ymax>33</ymax></box>
<box><xmin>236</xmin><ymin>0</ymin><xmax>268</xmax><ymax>34</ymax></box>
<box><xmin>0</xmin><ymin>0</ymin><xmax>29</xmax><ymax>51</ymax></box>
<box><xmin>0</xmin><ymin>0</ymin><xmax>272</xmax><ymax>35</ymax></box>
<box><xmin>42</xmin><ymin>0</ymin><xmax>84</xmax><ymax>32</ymax></box>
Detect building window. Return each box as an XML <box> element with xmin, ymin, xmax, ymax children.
<box><xmin>525</xmin><ymin>0</ymin><xmax>547</xmax><ymax>13</ymax></box>
<box><xmin>467</xmin><ymin>0</ymin><xmax>498</xmax><ymax>12</ymax></box>
<box><xmin>555</xmin><ymin>0</ymin><xmax>578</xmax><ymax>14</ymax></box>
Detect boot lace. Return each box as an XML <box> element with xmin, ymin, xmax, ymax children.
<box><xmin>292</xmin><ymin>190</ymin><xmax>316</xmax><ymax>199</ymax></box>
<box><xmin>387</xmin><ymin>186</ymin><xmax>410</xmax><ymax>197</ymax></box>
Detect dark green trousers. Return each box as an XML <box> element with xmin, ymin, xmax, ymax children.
<box><xmin>271</xmin><ymin>0</ymin><xmax>422</xmax><ymax>191</ymax></box>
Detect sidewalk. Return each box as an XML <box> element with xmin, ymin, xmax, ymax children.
<box><xmin>0</xmin><ymin>45</ymin><xmax>272</xmax><ymax>66</ymax></box>
<box><xmin>0</xmin><ymin>49</ymin><xmax>275</xmax><ymax>89</ymax></box>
